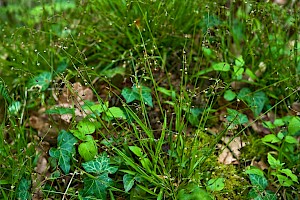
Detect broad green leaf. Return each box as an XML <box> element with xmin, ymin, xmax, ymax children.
<box><xmin>288</xmin><ymin>116</ymin><xmax>300</xmax><ymax>136</ymax></box>
<box><xmin>206</xmin><ymin>178</ymin><xmax>225</xmax><ymax>191</ymax></box>
<box><xmin>249</xmin><ymin>174</ymin><xmax>268</xmax><ymax>190</ymax></box>
<box><xmin>188</xmin><ymin>108</ymin><xmax>203</xmax><ymax>126</ymax></box>
<box><xmin>132</xmin><ymin>86</ymin><xmax>153</xmax><ymax>107</ymax></box>
<box><xmin>267</xmin><ymin>153</ymin><xmax>283</xmax><ymax>169</ymax></box>
<box><xmin>77</xmin><ymin>120</ymin><xmax>96</xmax><ymax>135</ymax></box>
<box><xmin>237</xmin><ymin>88</ymin><xmax>268</xmax><ymax>117</ymax></box>
<box><xmin>70</xmin><ymin>130</ymin><xmax>87</xmax><ymax>141</ymax></box>
<box><xmin>261</xmin><ymin>134</ymin><xmax>281</xmax><ymax>143</ymax></box>
<box><xmin>81</xmin><ymin>173</ymin><xmax>113</xmax><ymax>199</ymax></box>
<box><xmin>45</xmin><ymin>107</ymin><xmax>75</xmax><ymax>115</ymax></box>
<box><xmin>27</xmin><ymin>71</ymin><xmax>52</xmax><ymax>91</ymax></box>
<box><xmin>82</xmin><ymin>153</ymin><xmax>118</xmax><ymax>175</ymax></box>
<box><xmin>123</xmin><ymin>174</ymin><xmax>135</xmax><ymax>193</ymax></box>
<box><xmin>245</xmin><ymin>167</ymin><xmax>264</xmax><ymax>177</ymax></box>
<box><xmin>129</xmin><ymin>146</ymin><xmax>143</xmax><ymax>157</ymax></box>
<box><xmin>49</xmin><ymin>130</ymin><xmax>78</xmax><ymax>174</ymax></box>
<box><xmin>279</xmin><ymin>169</ymin><xmax>298</xmax><ymax>183</ymax></box>
<box><xmin>16</xmin><ymin>177</ymin><xmax>31</xmax><ymax>200</ymax></box>
<box><xmin>248</xmin><ymin>188</ymin><xmax>276</xmax><ymax>200</ymax></box>
<box><xmin>79</xmin><ymin>140</ymin><xmax>98</xmax><ymax>161</ymax></box>
<box><xmin>89</xmin><ymin>103</ymin><xmax>108</xmax><ymax>114</ymax></box>
<box><xmin>106</xmin><ymin>107</ymin><xmax>127</xmax><ymax>119</ymax></box>
<box><xmin>121</xmin><ymin>87</ymin><xmax>138</xmax><ymax>103</ymax></box>
<box><xmin>212</xmin><ymin>62</ymin><xmax>230</xmax><ymax>71</ymax></box>
<box><xmin>224</xmin><ymin>90</ymin><xmax>236</xmax><ymax>101</ymax></box>
<box><xmin>177</xmin><ymin>183</ymin><xmax>213</xmax><ymax>200</ymax></box>
<box><xmin>276</xmin><ymin>174</ymin><xmax>293</xmax><ymax>187</ymax></box>
<box><xmin>226</xmin><ymin>108</ymin><xmax>248</xmax><ymax>125</ymax></box>
<box><xmin>56</xmin><ymin>58</ymin><xmax>68</xmax><ymax>73</ymax></box>
<box><xmin>284</xmin><ymin>136</ymin><xmax>298</xmax><ymax>144</ymax></box>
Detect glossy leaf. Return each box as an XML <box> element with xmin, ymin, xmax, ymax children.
<box><xmin>81</xmin><ymin>173</ymin><xmax>113</xmax><ymax>200</ymax></box>
<box><xmin>79</xmin><ymin>140</ymin><xmax>98</xmax><ymax>161</ymax></box>
<box><xmin>82</xmin><ymin>153</ymin><xmax>118</xmax><ymax>175</ymax></box>
<box><xmin>49</xmin><ymin>130</ymin><xmax>78</xmax><ymax>174</ymax></box>
<box><xmin>123</xmin><ymin>174</ymin><xmax>135</xmax><ymax>193</ymax></box>
<box><xmin>27</xmin><ymin>71</ymin><xmax>52</xmax><ymax>91</ymax></box>
<box><xmin>16</xmin><ymin>177</ymin><xmax>31</xmax><ymax>200</ymax></box>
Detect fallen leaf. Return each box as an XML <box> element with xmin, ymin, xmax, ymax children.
<box><xmin>218</xmin><ymin>137</ymin><xmax>246</xmax><ymax>164</ymax></box>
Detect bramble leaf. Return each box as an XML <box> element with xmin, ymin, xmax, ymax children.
<box><xmin>49</xmin><ymin>130</ymin><xmax>78</xmax><ymax>174</ymax></box>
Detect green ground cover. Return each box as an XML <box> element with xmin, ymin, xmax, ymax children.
<box><xmin>0</xmin><ymin>0</ymin><xmax>299</xmax><ymax>199</ymax></box>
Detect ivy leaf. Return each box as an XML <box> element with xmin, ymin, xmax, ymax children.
<box><xmin>249</xmin><ymin>174</ymin><xmax>268</xmax><ymax>190</ymax></box>
<box><xmin>82</xmin><ymin>153</ymin><xmax>118</xmax><ymax>175</ymax></box>
<box><xmin>121</xmin><ymin>85</ymin><xmax>153</xmax><ymax>107</ymax></box>
<box><xmin>27</xmin><ymin>71</ymin><xmax>52</xmax><ymax>91</ymax></box>
<box><xmin>226</xmin><ymin>108</ymin><xmax>248</xmax><ymax>126</ymax></box>
<box><xmin>16</xmin><ymin>177</ymin><xmax>31</xmax><ymax>200</ymax></box>
<box><xmin>224</xmin><ymin>90</ymin><xmax>236</xmax><ymax>101</ymax></box>
<box><xmin>121</xmin><ymin>87</ymin><xmax>138</xmax><ymax>103</ymax></box>
<box><xmin>237</xmin><ymin>88</ymin><xmax>268</xmax><ymax>117</ymax></box>
<box><xmin>123</xmin><ymin>174</ymin><xmax>135</xmax><ymax>193</ymax></box>
<box><xmin>79</xmin><ymin>139</ymin><xmax>98</xmax><ymax>161</ymax></box>
<box><xmin>49</xmin><ymin>130</ymin><xmax>78</xmax><ymax>174</ymax></box>
<box><xmin>81</xmin><ymin>173</ymin><xmax>113</xmax><ymax>200</ymax></box>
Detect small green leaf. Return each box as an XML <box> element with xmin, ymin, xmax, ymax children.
<box><xmin>226</xmin><ymin>108</ymin><xmax>248</xmax><ymax>125</ymax></box>
<box><xmin>49</xmin><ymin>130</ymin><xmax>78</xmax><ymax>174</ymax></box>
<box><xmin>140</xmin><ymin>158</ymin><xmax>152</xmax><ymax>171</ymax></box>
<box><xmin>284</xmin><ymin>136</ymin><xmax>298</xmax><ymax>144</ymax></box>
<box><xmin>177</xmin><ymin>183</ymin><xmax>213</xmax><ymax>200</ymax></box>
<box><xmin>27</xmin><ymin>71</ymin><xmax>52</xmax><ymax>91</ymax></box>
<box><xmin>79</xmin><ymin>140</ymin><xmax>98</xmax><ymax>161</ymax></box>
<box><xmin>261</xmin><ymin>134</ymin><xmax>281</xmax><ymax>143</ymax></box>
<box><xmin>82</xmin><ymin>153</ymin><xmax>118</xmax><ymax>175</ymax></box>
<box><xmin>277</xmin><ymin>174</ymin><xmax>293</xmax><ymax>187</ymax></box>
<box><xmin>77</xmin><ymin>120</ymin><xmax>96</xmax><ymax>135</ymax></box>
<box><xmin>267</xmin><ymin>153</ymin><xmax>284</xmax><ymax>169</ymax></box>
<box><xmin>121</xmin><ymin>87</ymin><xmax>138</xmax><ymax>103</ymax></box>
<box><xmin>212</xmin><ymin>62</ymin><xmax>230</xmax><ymax>71</ymax></box>
<box><xmin>237</xmin><ymin>88</ymin><xmax>268</xmax><ymax>117</ymax></box>
<box><xmin>16</xmin><ymin>177</ymin><xmax>31</xmax><ymax>200</ymax></box>
<box><xmin>129</xmin><ymin>146</ymin><xmax>143</xmax><ymax>157</ymax></box>
<box><xmin>106</xmin><ymin>107</ymin><xmax>127</xmax><ymax>119</ymax></box>
<box><xmin>279</xmin><ymin>169</ymin><xmax>298</xmax><ymax>183</ymax></box>
<box><xmin>123</xmin><ymin>174</ymin><xmax>135</xmax><ymax>193</ymax></box>
<box><xmin>70</xmin><ymin>130</ymin><xmax>87</xmax><ymax>141</ymax></box>
<box><xmin>206</xmin><ymin>178</ymin><xmax>225</xmax><ymax>191</ymax></box>
<box><xmin>224</xmin><ymin>90</ymin><xmax>236</xmax><ymax>101</ymax></box>
<box><xmin>56</xmin><ymin>58</ymin><xmax>68</xmax><ymax>73</ymax></box>
<box><xmin>249</xmin><ymin>174</ymin><xmax>268</xmax><ymax>190</ymax></box>
<box><xmin>45</xmin><ymin>107</ymin><xmax>75</xmax><ymax>115</ymax></box>
<box><xmin>81</xmin><ymin>173</ymin><xmax>113</xmax><ymax>199</ymax></box>
<box><xmin>245</xmin><ymin>167</ymin><xmax>264</xmax><ymax>177</ymax></box>
<box><xmin>235</xmin><ymin>55</ymin><xmax>245</xmax><ymax>67</ymax></box>
<box><xmin>288</xmin><ymin>116</ymin><xmax>300</xmax><ymax>136</ymax></box>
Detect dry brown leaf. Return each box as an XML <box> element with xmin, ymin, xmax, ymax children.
<box><xmin>218</xmin><ymin>137</ymin><xmax>246</xmax><ymax>164</ymax></box>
